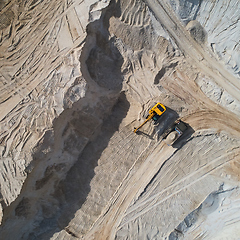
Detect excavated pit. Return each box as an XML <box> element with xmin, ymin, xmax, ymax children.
<box><xmin>0</xmin><ymin>0</ymin><xmax>240</xmax><ymax>239</ymax></box>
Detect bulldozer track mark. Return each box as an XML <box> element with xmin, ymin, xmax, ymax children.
<box><xmin>85</xmin><ymin>142</ymin><xmax>176</xmax><ymax>240</ymax></box>
<box><xmin>119</xmin><ymin>148</ymin><xmax>240</xmax><ymax>229</ymax></box>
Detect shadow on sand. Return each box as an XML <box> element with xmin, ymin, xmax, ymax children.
<box><xmin>0</xmin><ymin>1</ymin><xmax>129</xmax><ymax>239</ymax></box>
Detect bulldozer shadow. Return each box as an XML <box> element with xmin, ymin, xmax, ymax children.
<box><xmin>135</xmin><ymin>129</ymin><xmax>155</xmax><ymax>140</ymax></box>
<box><xmin>155</xmin><ymin>107</ymin><xmax>195</xmax><ymax>149</ymax></box>
<box><xmin>155</xmin><ymin>107</ymin><xmax>179</xmax><ymax>139</ymax></box>
<box><xmin>171</xmin><ymin>124</ymin><xmax>195</xmax><ymax>149</ymax></box>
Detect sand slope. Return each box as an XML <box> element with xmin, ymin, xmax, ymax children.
<box><xmin>0</xmin><ymin>0</ymin><xmax>240</xmax><ymax>239</ymax></box>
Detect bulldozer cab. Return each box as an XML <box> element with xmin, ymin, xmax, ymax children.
<box><xmin>150</xmin><ymin>103</ymin><xmax>166</xmax><ymax>117</ymax></box>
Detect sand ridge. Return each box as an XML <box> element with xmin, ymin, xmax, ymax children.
<box><xmin>0</xmin><ymin>0</ymin><xmax>240</xmax><ymax>239</ymax></box>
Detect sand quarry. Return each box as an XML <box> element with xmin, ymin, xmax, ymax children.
<box><xmin>0</xmin><ymin>0</ymin><xmax>240</xmax><ymax>239</ymax></box>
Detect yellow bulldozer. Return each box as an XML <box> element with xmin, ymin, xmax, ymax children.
<box><xmin>134</xmin><ymin>102</ymin><xmax>166</xmax><ymax>133</ymax></box>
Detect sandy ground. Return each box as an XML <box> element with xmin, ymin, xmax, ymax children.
<box><xmin>0</xmin><ymin>0</ymin><xmax>240</xmax><ymax>239</ymax></box>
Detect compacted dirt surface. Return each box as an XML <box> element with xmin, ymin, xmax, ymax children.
<box><xmin>0</xmin><ymin>0</ymin><xmax>240</xmax><ymax>239</ymax></box>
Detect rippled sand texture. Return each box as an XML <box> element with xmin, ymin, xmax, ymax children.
<box><xmin>0</xmin><ymin>0</ymin><xmax>240</xmax><ymax>239</ymax></box>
